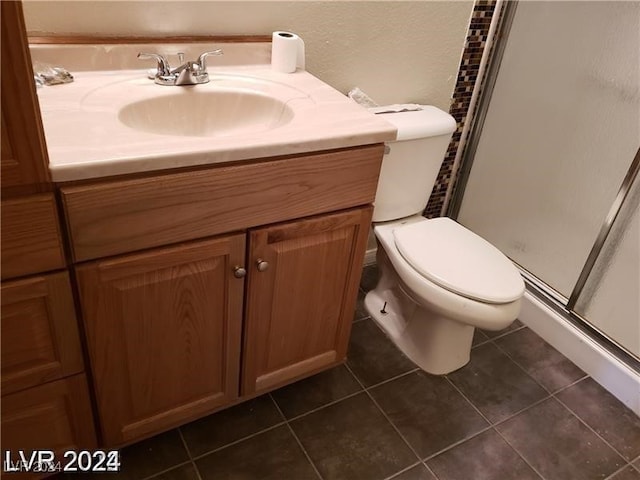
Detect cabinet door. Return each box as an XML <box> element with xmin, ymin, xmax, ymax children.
<box><xmin>76</xmin><ymin>235</ymin><xmax>245</xmax><ymax>446</ymax></box>
<box><xmin>242</xmin><ymin>207</ymin><xmax>372</xmax><ymax>395</ymax></box>
<box><xmin>2</xmin><ymin>374</ymin><xmax>97</xmax><ymax>477</ymax></box>
<box><xmin>1</xmin><ymin>272</ymin><xmax>84</xmax><ymax>395</ymax></box>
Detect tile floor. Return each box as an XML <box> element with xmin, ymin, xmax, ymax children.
<box><xmin>60</xmin><ymin>265</ymin><xmax>640</xmax><ymax>480</ymax></box>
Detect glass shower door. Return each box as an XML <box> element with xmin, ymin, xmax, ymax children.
<box><xmin>456</xmin><ymin>1</ymin><xmax>639</xmax><ymax>299</ymax></box>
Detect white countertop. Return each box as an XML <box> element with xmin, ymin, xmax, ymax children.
<box><xmin>34</xmin><ymin>44</ymin><xmax>396</xmax><ymax>182</ymax></box>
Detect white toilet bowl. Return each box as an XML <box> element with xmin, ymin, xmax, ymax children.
<box><xmin>365</xmin><ymin>215</ymin><xmax>524</xmax><ymax>375</ymax></box>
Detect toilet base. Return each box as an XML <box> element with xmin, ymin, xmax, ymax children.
<box><xmin>365</xmin><ymin>284</ymin><xmax>475</xmax><ymax>375</ymax></box>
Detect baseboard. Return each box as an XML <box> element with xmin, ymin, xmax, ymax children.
<box><xmin>520</xmin><ymin>291</ymin><xmax>640</xmax><ymax>415</ymax></box>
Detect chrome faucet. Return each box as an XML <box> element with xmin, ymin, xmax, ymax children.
<box><xmin>138</xmin><ymin>50</ymin><xmax>223</xmax><ymax>86</ymax></box>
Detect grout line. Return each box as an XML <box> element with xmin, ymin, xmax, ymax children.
<box><xmin>421</xmin><ymin>424</ymin><xmax>494</xmax><ymax>462</ymax></box>
<box><xmin>343</xmin><ymin>363</ymin><xmax>424</xmax><ymax>467</ymax></box>
<box><xmin>421</xmin><ymin>461</ymin><xmax>439</xmax><ymax>479</ymax></box>
<box><xmin>382</xmin><ymin>461</ymin><xmax>421</xmax><ymax>480</ymax></box>
<box><xmin>190</xmin><ymin>420</ymin><xmax>288</xmax><ymax>461</ymax></box>
<box><xmin>363</xmin><ymin>367</ymin><xmax>420</xmax><ymax>391</ymax></box>
<box><xmin>352</xmin><ymin>315</ymin><xmax>371</xmax><ymax>324</ymax></box>
<box><xmin>490</xmin><ymin>337</ymin><xmax>560</xmax><ymax>395</ymax></box>
<box><xmin>481</xmin><ymin>323</ymin><xmax>527</xmax><ymax>342</ymax></box>
<box><xmin>286</xmin><ymin>390</ymin><xmax>365</xmax><ymax>422</ymax></box>
<box><xmin>604</xmin><ymin>463</ymin><xmax>635</xmax><ymax>480</ymax></box>
<box><xmin>489</xmin><ymin>395</ymin><xmax>552</xmax><ymax>430</ymax></box>
<box><xmin>471</xmin><ymin>338</ymin><xmax>492</xmax><ymax>349</ymax></box>
<box><xmin>177</xmin><ymin>428</ymin><xmax>203</xmax><ymax>480</ymax></box>
<box><xmin>142</xmin><ymin>461</ymin><xmax>193</xmax><ymax>480</ymax></box>
<box><xmin>548</xmin><ymin>374</ymin><xmax>589</xmax><ymax>395</ymax></box>
<box><xmin>443</xmin><ymin>376</ymin><xmax>547</xmax><ymax>479</ymax></box>
<box><xmin>492</xmin><ymin>428</ymin><xmax>546</xmax><ymax>480</ymax></box>
<box><xmin>269</xmin><ymin>393</ymin><xmax>324</xmax><ymax>480</ymax></box>
<box><xmin>554</xmin><ymin>395</ymin><xmax>631</xmax><ymax>465</ymax></box>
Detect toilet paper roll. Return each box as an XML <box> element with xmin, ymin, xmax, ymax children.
<box><xmin>271</xmin><ymin>31</ymin><xmax>305</xmax><ymax>73</ymax></box>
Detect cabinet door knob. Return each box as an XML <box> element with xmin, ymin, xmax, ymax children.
<box><xmin>256</xmin><ymin>259</ymin><xmax>269</xmax><ymax>272</ymax></box>
<box><xmin>233</xmin><ymin>266</ymin><xmax>247</xmax><ymax>278</ymax></box>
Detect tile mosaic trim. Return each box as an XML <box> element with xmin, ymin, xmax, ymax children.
<box><xmin>424</xmin><ymin>0</ymin><xmax>498</xmax><ymax>218</ymax></box>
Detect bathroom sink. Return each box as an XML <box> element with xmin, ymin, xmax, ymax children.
<box><xmin>35</xmin><ymin>55</ymin><xmax>397</xmax><ymax>181</ymax></box>
<box><xmin>118</xmin><ymin>89</ymin><xmax>294</xmax><ymax>137</ymax></box>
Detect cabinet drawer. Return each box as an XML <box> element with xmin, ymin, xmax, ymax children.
<box><xmin>1</xmin><ymin>374</ymin><xmax>97</xmax><ymax>475</ymax></box>
<box><xmin>1</xmin><ymin>272</ymin><xmax>84</xmax><ymax>395</ymax></box>
<box><xmin>1</xmin><ymin>193</ymin><xmax>65</xmax><ymax>279</ymax></box>
<box><xmin>61</xmin><ymin>145</ymin><xmax>383</xmax><ymax>262</ymax></box>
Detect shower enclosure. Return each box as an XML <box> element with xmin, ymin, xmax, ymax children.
<box><xmin>450</xmin><ymin>2</ymin><xmax>639</xmax><ymax>376</ymax></box>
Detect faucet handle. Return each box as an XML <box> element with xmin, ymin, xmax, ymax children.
<box><xmin>137</xmin><ymin>52</ymin><xmax>171</xmax><ymax>76</ymax></box>
<box><xmin>197</xmin><ymin>49</ymin><xmax>223</xmax><ymax>72</ymax></box>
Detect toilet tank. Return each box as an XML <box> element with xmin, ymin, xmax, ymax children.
<box><xmin>372</xmin><ymin>106</ymin><xmax>457</xmax><ymax>222</ymax></box>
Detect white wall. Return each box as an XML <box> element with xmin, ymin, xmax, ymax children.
<box><xmin>23</xmin><ymin>1</ymin><xmax>473</xmax><ymax>111</ymax></box>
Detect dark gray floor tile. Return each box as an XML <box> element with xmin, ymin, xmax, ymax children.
<box><xmin>482</xmin><ymin>319</ymin><xmax>524</xmax><ymax>338</ymax></box>
<box><xmin>609</xmin><ymin>466</ymin><xmax>640</xmax><ymax>480</ymax></box>
<box><xmin>557</xmin><ymin>377</ymin><xmax>640</xmax><ymax>461</ymax></box>
<box><xmin>354</xmin><ymin>289</ymin><xmax>369</xmax><ymax>322</ymax></box>
<box><xmin>118</xmin><ymin>430</ymin><xmax>189</xmax><ymax>480</ymax></box>
<box><xmin>370</xmin><ymin>371</ymin><xmax>488</xmax><ymax>458</ymax></box>
<box><xmin>426</xmin><ymin>429</ymin><xmax>540</xmax><ymax>480</ymax></box>
<box><xmin>347</xmin><ymin>318</ymin><xmax>415</xmax><ymax>387</ymax></box>
<box><xmin>472</xmin><ymin>329</ymin><xmax>489</xmax><ymax>347</ymax></box>
<box><xmin>52</xmin><ymin>430</ymin><xmax>189</xmax><ymax>480</ymax></box>
<box><xmin>389</xmin><ymin>464</ymin><xmax>436</xmax><ymax>480</ymax></box>
<box><xmin>290</xmin><ymin>392</ymin><xmax>417</xmax><ymax>480</ymax></box>
<box><xmin>360</xmin><ymin>264</ymin><xmax>379</xmax><ymax>292</ymax></box>
<box><xmin>271</xmin><ymin>364</ymin><xmax>362</xmax><ymax>418</ymax></box>
<box><xmin>447</xmin><ymin>342</ymin><xmax>548</xmax><ymax>423</ymax></box>
<box><xmin>180</xmin><ymin>395</ymin><xmax>283</xmax><ymax>457</ymax></box>
<box><xmin>496</xmin><ymin>327</ymin><xmax>585</xmax><ymax>392</ymax></box>
<box><xmin>196</xmin><ymin>425</ymin><xmax>317</xmax><ymax>480</ymax></box>
<box><xmin>151</xmin><ymin>463</ymin><xmax>199</xmax><ymax>480</ymax></box>
<box><xmin>497</xmin><ymin>398</ymin><xmax>625</xmax><ymax>480</ymax></box>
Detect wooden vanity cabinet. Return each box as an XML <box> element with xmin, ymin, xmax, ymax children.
<box><xmin>1</xmin><ymin>272</ymin><xmax>84</xmax><ymax>395</ymax></box>
<box><xmin>63</xmin><ymin>146</ymin><xmax>383</xmax><ymax>446</ymax></box>
<box><xmin>1</xmin><ymin>1</ymin><xmax>98</xmax><ymax>469</ymax></box>
<box><xmin>75</xmin><ymin>235</ymin><xmax>246</xmax><ymax>445</ymax></box>
<box><xmin>242</xmin><ymin>207</ymin><xmax>372</xmax><ymax>395</ymax></box>
<box><xmin>1</xmin><ymin>0</ymin><xmax>51</xmax><ymax>193</ymax></box>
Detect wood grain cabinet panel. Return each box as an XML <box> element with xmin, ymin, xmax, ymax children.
<box><xmin>76</xmin><ymin>235</ymin><xmax>245</xmax><ymax>446</ymax></box>
<box><xmin>1</xmin><ymin>374</ymin><xmax>97</xmax><ymax>477</ymax></box>
<box><xmin>1</xmin><ymin>272</ymin><xmax>84</xmax><ymax>395</ymax></box>
<box><xmin>1</xmin><ymin>1</ymin><xmax>50</xmax><ymax>191</ymax></box>
<box><xmin>1</xmin><ymin>194</ymin><xmax>66</xmax><ymax>280</ymax></box>
<box><xmin>242</xmin><ymin>207</ymin><xmax>372</xmax><ymax>395</ymax></box>
<box><xmin>61</xmin><ymin>145</ymin><xmax>383</xmax><ymax>262</ymax></box>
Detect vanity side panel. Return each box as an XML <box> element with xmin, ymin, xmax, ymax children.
<box><xmin>0</xmin><ymin>1</ymin><xmax>51</xmax><ymax>192</ymax></box>
<box><xmin>61</xmin><ymin>145</ymin><xmax>383</xmax><ymax>262</ymax></box>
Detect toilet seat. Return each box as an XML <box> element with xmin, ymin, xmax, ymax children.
<box><xmin>393</xmin><ymin>217</ymin><xmax>525</xmax><ymax>304</ymax></box>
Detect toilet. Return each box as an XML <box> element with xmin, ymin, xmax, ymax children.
<box><xmin>365</xmin><ymin>106</ymin><xmax>525</xmax><ymax>375</ymax></box>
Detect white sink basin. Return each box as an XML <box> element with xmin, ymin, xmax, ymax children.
<box><xmin>35</xmin><ymin>58</ymin><xmax>397</xmax><ymax>181</ymax></box>
<box><xmin>118</xmin><ymin>89</ymin><xmax>294</xmax><ymax>137</ymax></box>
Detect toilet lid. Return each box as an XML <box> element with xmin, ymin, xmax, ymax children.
<box><xmin>393</xmin><ymin>218</ymin><xmax>525</xmax><ymax>303</ymax></box>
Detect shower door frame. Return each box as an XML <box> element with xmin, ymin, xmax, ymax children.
<box><xmin>448</xmin><ymin>0</ymin><xmax>640</xmax><ymax>373</ymax></box>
